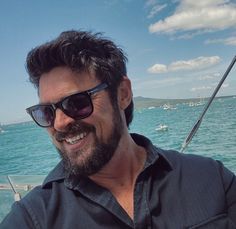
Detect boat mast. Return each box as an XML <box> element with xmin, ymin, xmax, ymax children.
<box><xmin>180</xmin><ymin>55</ymin><xmax>236</xmax><ymax>153</ymax></box>
<box><xmin>7</xmin><ymin>176</ymin><xmax>21</xmax><ymax>201</ymax></box>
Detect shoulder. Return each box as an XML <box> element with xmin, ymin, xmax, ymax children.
<box><xmin>20</xmin><ymin>163</ymin><xmax>68</xmax><ymax>211</ymax></box>
<box><xmin>160</xmin><ymin>148</ymin><xmax>224</xmax><ymax>171</ymax></box>
<box><xmin>0</xmin><ymin>162</ymin><xmax>67</xmax><ymax>229</ymax></box>
<box><xmin>0</xmin><ymin>181</ymin><xmax>67</xmax><ymax>229</ymax></box>
<box><xmin>155</xmin><ymin>149</ymin><xmax>236</xmax><ymax>226</ymax></box>
<box><xmin>18</xmin><ymin>161</ymin><xmax>66</xmax><ymax>209</ymax></box>
<box><xmin>158</xmin><ymin>148</ymin><xmax>235</xmax><ymax>191</ymax></box>
<box><xmin>0</xmin><ymin>186</ymin><xmax>49</xmax><ymax>229</ymax></box>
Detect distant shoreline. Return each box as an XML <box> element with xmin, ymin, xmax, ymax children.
<box><xmin>134</xmin><ymin>94</ymin><xmax>236</xmax><ymax>109</ymax></box>
<box><xmin>2</xmin><ymin>95</ymin><xmax>235</xmax><ymax>125</ymax></box>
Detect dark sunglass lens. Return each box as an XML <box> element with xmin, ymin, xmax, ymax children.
<box><xmin>31</xmin><ymin>106</ymin><xmax>54</xmax><ymax>127</ymax></box>
<box><xmin>63</xmin><ymin>94</ymin><xmax>93</xmax><ymax>119</ymax></box>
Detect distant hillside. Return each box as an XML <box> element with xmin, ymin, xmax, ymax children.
<box><xmin>133</xmin><ymin>96</ymin><xmax>195</xmax><ymax>109</ymax></box>
<box><xmin>133</xmin><ymin>95</ymin><xmax>235</xmax><ymax>109</ymax></box>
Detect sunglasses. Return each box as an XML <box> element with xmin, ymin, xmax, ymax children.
<box><xmin>26</xmin><ymin>83</ymin><xmax>108</xmax><ymax>127</ymax></box>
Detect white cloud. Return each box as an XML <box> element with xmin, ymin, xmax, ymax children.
<box><xmin>148</xmin><ymin>56</ymin><xmax>221</xmax><ymax>74</ymax></box>
<box><xmin>205</xmin><ymin>36</ymin><xmax>236</xmax><ymax>46</ymax></box>
<box><xmin>190</xmin><ymin>86</ymin><xmax>212</xmax><ymax>92</ymax></box>
<box><xmin>222</xmin><ymin>83</ymin><xmax>229</xmax><ymax>88</ymax></box>
<box><xmin>173</xmin><ymin>30</ymin><xmax>211</xmax><ymax>40</ymax></box>
<box><xmin>147</xmin><ymin>64</ymin><xmax>167</xmax><ymax>73</ymax></box>
<box><xmin>145</xmin><ymin>0</ymin><xmax>157</xmax><ymax>7</ymax></box>
<box><xmin>149</xmin><ymin>0</ymin><xmax>236</xmax><ymax>35</ymax></box>
<box><xmin>198</xmin><ymin>72</ymin><xmax>220</xmax><ymax>80</ymax></box>
<box><xmin>169</xmin><ymin>56</ymin><xmax>220</xmax><ymax>71</ymax></box>
<box><xmin>148</xmin><ymin>4</ymin><xmax>167</xmax><ymax>18</ymax></box>
<box><xmin>212</xmin><ymin>82</ymin><xmax>230</xmax><ymax>88</ymax></box>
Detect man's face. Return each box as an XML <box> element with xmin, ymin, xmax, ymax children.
<box><xmin>39</xmin><ymin>67</ymin><xmax>124</xmax><ymax>176</ymax></box>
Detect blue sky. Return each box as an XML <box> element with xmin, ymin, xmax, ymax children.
<box><xmin>0</xmin><ymin>0</ymin><xmax>236</xmax><ymax>124</ymax></box>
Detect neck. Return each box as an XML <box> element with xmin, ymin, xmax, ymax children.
<box><xmin>89</xmin><ymin>133</ymin><xmax>146</xmax><ymax>189</ymax></box>
<box><xmin>88</xmin><ymin>133</ymin><xmax>147</xmax><ymax>219</ymax></box>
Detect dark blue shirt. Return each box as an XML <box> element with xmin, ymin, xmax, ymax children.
<box><xmin>1</xmin><ymin>134</ymin><xmax>236</xmax><ymax>228</ymax></box>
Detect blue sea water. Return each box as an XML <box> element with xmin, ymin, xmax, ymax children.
<box><xmin>0</xmin><ymin>96</ymin><xmax>236</xmax><ymax>221</ymax></box>
<box><xmin>1</xmin><ymin>96</ymin><xmax>235</xmax><ymax>175</ymax></box>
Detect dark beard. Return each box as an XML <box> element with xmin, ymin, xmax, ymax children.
<box><xmin>54</xmin><ymin>105</ymin><xmax>123</xmax><ymax>177</ymax></box>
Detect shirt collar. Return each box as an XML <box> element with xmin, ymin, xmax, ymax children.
<box><xmin>130</xmin><ymin>133</ymin><xmax>173</xmax><ymax>171</ymax></box>
<box><xmin>42</xmin><ymin>161</ymin><xmax>65</xmax><ymax>188</ymax></box>
<box><xmin>42</xmin><ymin>133</ymin><xmax>173</xmax><ymax>188</ymax></box>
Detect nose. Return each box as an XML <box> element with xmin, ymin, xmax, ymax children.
<box><xmin>53</xmin><ymin>109</ymin><xmax>75</xmax><ymax>131</ymax></box>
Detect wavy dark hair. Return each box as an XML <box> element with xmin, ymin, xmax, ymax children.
<box><xmin>26</xmin><ymin>30</ymin><xmax>133</xmax><ymax>127</ymax></box>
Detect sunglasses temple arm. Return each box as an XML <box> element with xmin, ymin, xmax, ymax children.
<box><xmin>89</xmin><ymin>83</ymin><xmax>108</xmax><ymax>94</ymax></box>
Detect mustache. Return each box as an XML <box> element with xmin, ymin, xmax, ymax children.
<box><xmin>55</xmin><ymin>121</ymin><xmax>95</xmax><ymax>142</ymax></box>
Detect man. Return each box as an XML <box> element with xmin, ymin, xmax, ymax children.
<box><xmin>1</xmin><ymin>30</ymin><xmax>236</xmax><ymax>229</ymax></box>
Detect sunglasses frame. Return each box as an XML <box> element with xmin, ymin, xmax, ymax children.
<box><xmin>26</xmin><ymin>83</ymin><xmax>108</xmax><ymax>127</ymax></box>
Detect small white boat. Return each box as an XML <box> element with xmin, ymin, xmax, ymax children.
<box><xmin>163</xmin><ymin>104</ymin><xmax>177</xmax><ymax>110</ymax></box>
<box><xmin>189</xmin><ymin>101</ymin><xmax>204</xmax><ymax>107</ymax></box>
<box><xmin>156</xmin><ymin>124</ymin><xmax>168</xmax><ymax>131</ymax></box>
<box><xmin>163</xmin><ymin>104</ymin><xmax>171</xmax><ymax>110</ymax></box>
<box><xmin>0</xmin><ymin>127</ymin><xmax>4</xmax><ymax>133</ymax></box>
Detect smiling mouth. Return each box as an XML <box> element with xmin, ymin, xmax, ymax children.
<box><xmin>65</xmin><ymin>132</ymin><xmax>87</xmax><ymax>145</ymax></box>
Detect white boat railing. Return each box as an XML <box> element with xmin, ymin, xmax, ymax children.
<box><xmin>0</xmin><ymin>175</ymin><xmax>45</xmax><ymax>201</ymax></box>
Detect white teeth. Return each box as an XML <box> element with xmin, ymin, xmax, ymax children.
<box><xmin>65</xmin><ymin>133</ymin><xmax>87</xmax><ymax>144</ymax></box>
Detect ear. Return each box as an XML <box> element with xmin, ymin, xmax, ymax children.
<box><xmin>117</xmin><ymin>76</ymin><xmax>132</xmax><ymax>110</ymax></box>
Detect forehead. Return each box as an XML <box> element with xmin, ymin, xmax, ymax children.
<box><xmin>39</xmin><ymin>67</ymin><xmax>99</xmax><ymax>103</ymax></box>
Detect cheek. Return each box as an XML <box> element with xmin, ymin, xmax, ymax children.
<box><xmin>47</xmin><ymin>128</ymin><xmax>59</xmax><ymax>146</ymax></box>
<box><xmin>92</xmin><ymin>96</ymin><xmax>114</xmax><ymax>120</ymax></box>
<box><xmin>90</xmin><ymin>100</ymin><xmax>116</xmax><ymax>139</ymax></box>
